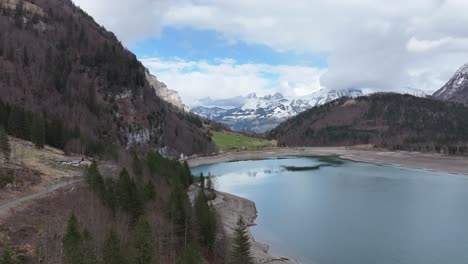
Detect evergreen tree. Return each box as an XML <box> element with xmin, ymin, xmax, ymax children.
<box><xmin>194</xmin><ymin>188</ymin><xmax>216</xmax><ymax>250</ymax></box>
<box><xmin>63</xmin><ymin>213</ymin><xmax>83</xmax><ymax>264</ymax></box>
<box><xmin>81</xmin><ymin>229</ymin><xmax>98</xmax><ymax>264</ymax></box>
<box><xmin>30</xmin><ymin>114</ymin><xmax>45</xmax><ymax>148</ymax></box>
<box><xmin>7</xmin><ymin>107</ymin><xmax>24</xmax><ymax>139</ymax></box>
<box><xmin>178</xmin><ymin>242</ymin><xmax>203</xmax><ymax>264</ymax></box>
<box><xmin>230</xmin><ymin>217</ymin><xmax>253</xmax><ymax>264</ymax></box>
<box><xmin>169</xmin><ymin>184</ymin><xmax>192</xmax><ymax>239</ymax></box>
<box><xmin>0</xmin><ymin>127</ymin><xmax>11</xmax><ymax>163</ymax></box>
<box><xmin>0</xmin><ymin>101</ymin><xmax>9</xmax><ymax>129</ymax></box>
<box><xmin>85</xmin><ymin>162</ymin><xmax>104</xmax><ymax>196</ymax></box>
<box><xmin>199</xmin><ymin>173</ymin><xmax>205</xmax><ymax>190</ymax></box>
<box><xmin>130</xmin><ymin>217</ymin><xmax>155</xmax><ymax>264</ymax></box>
<box><xmin>0</xmin><ymin>248</ymin><xmax>16</xmax><ymax>264</ymax></box>
<box><xmin>103</xmin><ymin>229</ymin><xmax>124</xmax><ymax>264</ymax></box>
<box><xmin>183</xmin><ymin>161</ymin><xmax>193</xmax><ymax>186</ymax></box>
<box><xmin>45</xmin><ymin>118</ymin><xmax>64</xmax><ymax>149</ymax></box>
<box><xmin>14</xmin><ymin>0</ymin><xmax>24</xmax><ymax>28</ymax></box>
<box><xmin>144</xmin><ymin>179</ymin><xmax>156</xmax><ymax>202</ymax></box>
<box><xmin>104</xmin><ymin>177</ymin><xmax>117</xmax><ymax>213</ymax></box>
<box><xmin>117</xmin><ymin>168</ymin><xmax>143</xmax><ymax>220</ymax></box>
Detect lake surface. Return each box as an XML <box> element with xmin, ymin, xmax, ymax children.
<box><xmin>191</xmin><ymin>156</ymin><xmax>468</xmax><ymax>264</ymax></box>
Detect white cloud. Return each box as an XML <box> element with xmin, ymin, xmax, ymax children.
<box><xmin>407</xmin><ymin>37</ymin><xmax>468</xmax><ymax>53</ymax></box>
<box><xmin>73</xmin><ymin>0</ymin><xmax>468</xmax><ymax>97</ymax></box>
<box><xmin>73</xmin><ymin>0</ymin><xmax>170</xmax><ymax>43</ymax></box>
<box><xmin>141</xmin><ymin>58</ymin><xmax>325</xmax><ymax>105</ymax></box>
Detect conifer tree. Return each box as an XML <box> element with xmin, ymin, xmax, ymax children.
<box><xmin>199</xmin><ymin>172</ymin><xmax>205</xmax><ymax>190</ymax></box>
<box><xmin>130</xmin><ymin>217</ymin><xmax>155</xmax><ymax>264</ymax></box>
<box><xmin>30</xmin><ymin>114</ymin><xmax>45</xmax><ymax>148</ymax></box>
<box><xmin>178</xmin><ymin>242</ymin><xmax>203</xmax><ymax>264</ymax></box>
<box><xmin>81</xmin><ymin>229</ymin><xmax>98</xmax><ymax>264</ymax></box>
<box><xmin>183</xmin><ymin>161</ymin><xmax>193</xmax><ymax>186</ymax></box>
<box><xmin>103</xmin><ymin>229</ymin><xmax>124</xmax><ymax>264</ymax></box>
<box><xmin>7</xmin><ymin>107</ymin><xmax>24</xmax><ymax>139</ymax></box>
<box><xmin>194</xmin><ymin>188</ymin><xmax>217</xmax><ymax>250</ymax></box>
<box><xmin>230</xmin><ymin>217</ymin><xmax>253</xmax><ymax>264</ymax></box>
<box><xmin>117</xmin><ymin>168</ymin><xmax>143</xmax><ymax>220</ymax></box>
<box><xmin>63</xmin><ymin>213</ymin><xmax>83</xmax><ymax>264</ymax></box>
<box><xmin>144</xmin><ymin>179</ymin><xmax>156</xmax><ymax>201</ymax></box>
<box><xmin>0</xmin><ymin>127</ymin><xmax>11</xmax><ymax>163</ymax></box>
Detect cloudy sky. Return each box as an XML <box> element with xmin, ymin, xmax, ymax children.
<box><xmin>74</xmin><ymin>0</ymin><xmax>468</xmax><ymax>105</ymax></box>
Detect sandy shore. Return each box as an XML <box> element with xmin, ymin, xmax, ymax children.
<box><xmin>187</xmin><ymin>185</ymin><xmax>301</xmax><ymax>264</ymax></box>
<box><xmin>188</xmin><ymin>147</ymin><xmax>468</xmax><ymax>176</ymax></box>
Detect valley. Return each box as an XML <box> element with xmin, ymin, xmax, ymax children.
<box><xmin>1</xmin><ymin>0</ymin><xmax>468</xmax><ymax>263</ymax></box>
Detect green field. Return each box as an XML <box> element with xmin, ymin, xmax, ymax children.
<box><xmin>211</xmin><ymin>131</ymin><xmax>276</xmax><ymax>151</ymax></box>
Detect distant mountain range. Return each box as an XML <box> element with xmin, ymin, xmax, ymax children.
<box><xmin>191</xmin><ymin>88</ymin><xmax>364</xmax><ymax>133</ymax></box>
<box><xmin>433</xmin><ymin>63</ymin><xmax>468</xmax><ymax>105</ymax></box>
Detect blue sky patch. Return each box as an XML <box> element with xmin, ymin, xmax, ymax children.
<box><xmin>130</xmin><ymin>27</ymin><xmax>329</xmax><ymax>68</ymax></box>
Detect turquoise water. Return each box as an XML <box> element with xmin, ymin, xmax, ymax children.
<box><xmin>191</xmin><ymin>157</ymin><xmax>468</xmax><ymax>264</ymax></box>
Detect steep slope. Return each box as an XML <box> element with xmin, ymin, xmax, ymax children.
<box><xmin>191</xmin><ymin>88</ymin><xmax>363</xmax><ymax>133</ymax></box>
<box><xmin>433</xmin><ymin>63</ymin><xmax>468</xmax><ymax>104</ymax></box>
<box><xmin>271</xmin><ymin>93</ymin><xmax>468</xmax><ymax>154</ymax></box>
<box><xmin>0</xmin><ymin>0</ymin><xmax>215</xmax><ymax>157</ymax></box>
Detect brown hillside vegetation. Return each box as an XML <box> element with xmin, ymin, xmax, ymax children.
<box><xmin>0</xmin><ymin>0</ymin><xmax>216</xmax><ymax>157</ymax></box>
<box><xmin>270</xmin><ymin>93</ymin><xmax>468</xmax><ymax>154</ymax></box>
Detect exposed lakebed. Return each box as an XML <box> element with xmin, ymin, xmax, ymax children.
<box><xmin>191</xmin><ymin>156</ymin><xmax>468</xmax><ymax>264</ymax></box>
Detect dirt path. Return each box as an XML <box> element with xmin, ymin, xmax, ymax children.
<box><xmin>0</xmin><ymin>178</ymin><xmax>82</xmax><ymax>214</ymax></box>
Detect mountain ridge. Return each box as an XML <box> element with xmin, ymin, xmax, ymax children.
<box><xmin>191</xmin><ymin>88</ymin><xmax>364</xmax><ymax>133</ymax></box>
<box><xmin>433</xmin><ymin>62</ymin><xmax>468</xmax><ymax>105</ymax></box>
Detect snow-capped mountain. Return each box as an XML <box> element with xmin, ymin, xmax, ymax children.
<box><xmin>433</xmin><ymin>63</ymin><xmax>468</xmax><ymax>104</ymax></box>
<box><xmin>191</xmin><ymin>88</ymin><xmax>363</xmax><ymax>133</ymax></box>
<box><xmin>401</xmin><ymin>87</ymin><xmax>428</xmax><ymax>98</ymax></box>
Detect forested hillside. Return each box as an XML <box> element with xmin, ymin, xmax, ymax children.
<box><xmin>0</xmin><ymin>0</ymin><xmax>216</xmax><ymax>157</ymax></box>
<box><xmin>0</xmin><ymin>0</ymin><xmax>229</xmax><ymax>263</ymax></box>
<box><xmin>271</xmin><ymin>93</ymin><xmax>468</xmax><ymax>154</ymax></box>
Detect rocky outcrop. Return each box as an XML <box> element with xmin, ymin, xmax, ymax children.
<box><xmin>146</xmin><ymin>73</ymin><xmax>188</xmax><ymax>111</ymax></box>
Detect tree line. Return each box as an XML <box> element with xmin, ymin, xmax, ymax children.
<box><xmin>0</xmin><ymin>99</ymin><xmax>116</xmax><ymax>158</ymax></box>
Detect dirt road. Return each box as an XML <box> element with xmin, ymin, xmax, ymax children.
<box><xmin>0</xmin><ymin>178</ymin><xmax>82</xmax><ymax>214</ymax></box>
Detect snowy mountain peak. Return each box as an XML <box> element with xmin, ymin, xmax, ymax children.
<box><xmin>433</xmin><ymin>62</ymin><xmax>468</xmax><ymax>104</ymax></box>
<box><xmin>246</xmin><ymin>93</ymin><xmax>257</xmax><ymax>99</ymax></box>
<box><xmin>262</xmin><ymin>92</ymin><xmax>284</xmax><ymax>100</ymax></box>
<box><xmin>455</xmin><ymin>62</ymin><xmax>468</xmax><ymax>76</ymax></box>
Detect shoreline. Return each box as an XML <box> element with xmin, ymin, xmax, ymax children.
<box><xmin>188</xmin><ymin>147</ymin><xmax>468</xmax><ymax>176</ymax></box>
<box><xmin>187</xmin><ymin>185</ymin><xmax>301</xmax><ymax>264</ymax></box>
